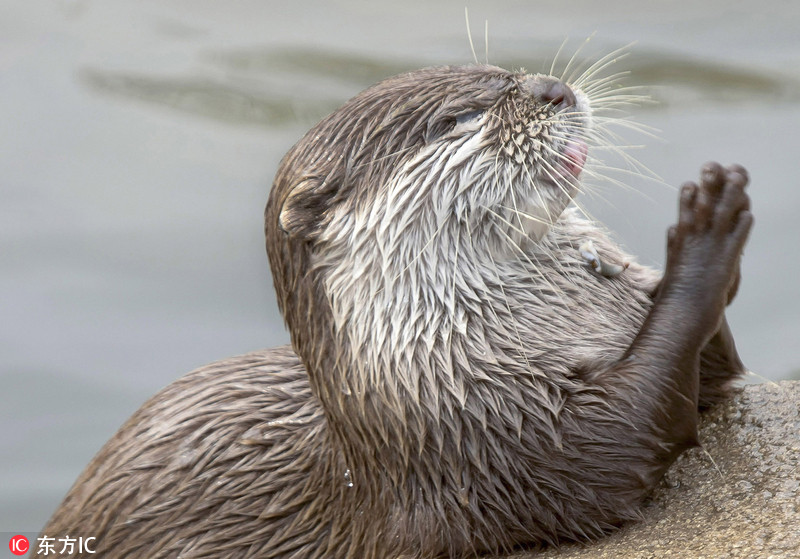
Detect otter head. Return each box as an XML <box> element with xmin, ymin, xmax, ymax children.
<box><xmin>264</xmin><ymin>64</ymin><xmax>592</xmax><ymax>452</ymax></box>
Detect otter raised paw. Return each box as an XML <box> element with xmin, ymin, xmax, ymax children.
<box><xmin>677</xmin><ymin>162</ymin><xmax>753</xmax><ymax>407</ymax></box>
<box><xmin>661</xmin><ymin>162</ymin><xmax>752</xmax><ymax>331</ymax></box>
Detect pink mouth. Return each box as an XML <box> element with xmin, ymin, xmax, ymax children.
<box><xmin>563</xmin><ymin>140</ymin><xmax>588</xmax><ymax>178</ymax></box>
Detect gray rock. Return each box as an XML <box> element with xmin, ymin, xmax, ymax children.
<box><xmin>502</xmin><ymin>381</ymin><xmax>800</xmax><ymax>559</ymax></box>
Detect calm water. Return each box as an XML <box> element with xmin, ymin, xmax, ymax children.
<box><xmin>2</xmin><ymin>0</ymin><xmax>799</xmax><ymax>536</ymax></box>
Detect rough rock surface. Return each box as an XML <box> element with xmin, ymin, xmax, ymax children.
<box><xmin>502</xmin><ymin>381</ymin><xmax>800</xmax><ymax>559</ymax></box>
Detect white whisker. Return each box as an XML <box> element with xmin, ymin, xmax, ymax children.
<box><xmin>484</xmin><ymin>19</ymin><xmax>490</xmax><ymax>65</ymax></box>
<box><xmin>465</xmin><ymin>8</ymin><xmax>479</xmax><ymax>65</ymax></box>
<box><xmin>558</xmin><ymin>33</ymin><xmax>596</xmax><ymax>85</ymax></box>
<box><xmin>550</xmin><ymin>37</ymin><xmax>570</xmax><ymax>77</ymax></box>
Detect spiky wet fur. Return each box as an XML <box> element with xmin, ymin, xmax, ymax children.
<box><xmin>41</xmin><ymin>63</ymin><xmax>742</xmax><ymax>558</ymax></box>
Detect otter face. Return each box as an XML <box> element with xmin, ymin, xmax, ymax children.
<box><xmin>276</xmin><ymin>66</ymin><xmax>591</xmax><ymax>255</ymax></box>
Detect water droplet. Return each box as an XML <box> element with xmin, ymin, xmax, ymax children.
<box><xmin>344</xmin><ymin>469</ymin><xmax>354</xmax><ymax>488</ymax></box>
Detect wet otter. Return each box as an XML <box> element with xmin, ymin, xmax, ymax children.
<box><xmin>39</xmin><ymin>64</ymin><xmax>752</xmax><ymax>558</ymax></box>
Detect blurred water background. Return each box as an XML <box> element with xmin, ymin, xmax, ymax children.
<box><xmin>2</xmin><ymin>0</ymin><xmax>799</xmax><ymax>537</ymax></box>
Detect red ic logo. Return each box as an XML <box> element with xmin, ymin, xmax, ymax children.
<box><xmin>9</xmin><ymin>535</ymin><xmax>29</xmax><ymax>556</ymax></box>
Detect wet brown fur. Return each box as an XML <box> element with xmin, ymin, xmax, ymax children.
<box><xmin>39</xmin><ymin>65</ymin><xmax>751</xmax><ymax>558</ymax></box>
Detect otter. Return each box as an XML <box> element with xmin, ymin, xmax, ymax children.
<box><xmin>38</xmin><ymin>64</ymin><xmax>752</xmax><ymax>558</ymax></box>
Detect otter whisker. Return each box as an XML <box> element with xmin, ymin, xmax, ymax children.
<box><xmin>491</xmin><ymin>219</ymin><xmax>573</xmax><ymax>304</ymax></box>
<box><xmin>464</xmin><ymin>7</ymin><xmax>479</xmax><ymax>65</ymax></box>
<box><xmin>483</xmin><ymin>181</ymin><xmax>577</xmax><ymax>296</ymax></box>
<box><xmin>515</xmin><ymin>156</ymin><xmax>555</xmax><ymax>228</ymax></box>
<box><xmin>576</xmin><ymin>69</ymin><xmax>632</xmax><ymax>94</ymax></box>
<box><xmin>464</xmin><ymin>222</ymin><xmax>538</xmax><ymax>383</ymax></box>
<box><xmin>489</xmin><ymin>140</ymin><xmax>538</xmax><ymax>236</ymax></box>
<box><xmin>549</xmin><ymin>37</ymin><xmax>571</xmax><ymax>78</ymax></box>
<box><xmin>590</xmin><ymin>116</ymin><xmax>661</xmax><ymax>142</ymax></box>
<box><xmin>495</xmin><ymin>205</ymin><xmax>551</xmax><ymax>228</ymax></box>
<box><xmin>582</xmin><ymin>121</ymin><xmax>662</xmax><ymax>178</ymax></box>
<box><xmin>367</xmin><ymin>144</ymin><xmax>419</xmax><ymax>165</ymax></box>
<box><xmin>575</xmin><ymin>69</ymin><xmax>640</xmax><ymax>99</ymax></box>
<box><xmin>585</xmin><ymin>149</ymin><xmax>663</xmax><ymax>186</ymax></box>
<box><xmin>506</xmin><ymin>208</ymin><xmax>585</xmax><ymax>290</ymax></box>
<box><xmin>485</xmin><ymin>242</ymin><xmax>538</xmax><ymax>377</ymax></box>
<box><xmin>582</xmin><ymin>149</ymin><xmax>654</xmax><ymax>188</ymax></box>
<box><xmin>535</xmin><ymin>154</ymin><xmax>598</xmax><ymax>226</ymax></box>
<box><xmin>484</xmin><ymin>19</ymin><xmax>490</xmax><ymax>65</ymax></box>
<box><xmin>482</xmin><ymin>206</ymin><xmax>550</xmax><ymax>264</ymax></box>
<box><xmin>444</xmin><ymin>223</ymin><xmax>463</xmax><ymax>407</ymax></box>
<box><xmin>569</xmin><ymin>42</ymin><xmax>635</xmax><ymax>89</ymax></box>
<box><xmin>581</xmin><ymin>167</ymin><xmax>659</xmax><ymax>204</ymax></box>
<box><xmin>582</xmin><ymin>135</ymin><xmax>664</xmax><ymax>188</ymax></box>
<box><xmin>511</xmin><ymin>168</ymin><xmax>539</xmax><ymax>232</ymax></box>
<box><xmin>557</xmin><ymin>33</ymin><xmax>597</xmax><ymax>86</ymax></box>
<box><xmin>371</xmin><ymin>215</ymin><xmax>450</xmax><ymax>298</ymax></box>
<box><xmin>586</xmin><ymin>88</ymin><xmax>652</xmax><ymax>107</ymax></box>
<box><xmin>586</xmin><ymin>129</ymin><xmax>651</xmax><ymax>149</ymax></box>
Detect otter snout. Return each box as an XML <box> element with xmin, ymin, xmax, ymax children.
<box><xmin>524</xmin><ymin>76</ymin><xmax>577</xmax><ymax>111</ymax></box>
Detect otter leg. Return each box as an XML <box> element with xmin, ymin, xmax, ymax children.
<box><xmin>693</xmin><ymin>163</ymin><xmax>749</xmax><ymax>408</ymax></box>
<box><xmin>698</xmin><ymin>316</ymin><xmax>745</xmax><ymax>408</ymax></box>
<box><xmin>595</xmin><ymin>163</ymin><xmax>752</xmax><ymax>481</ymax></box>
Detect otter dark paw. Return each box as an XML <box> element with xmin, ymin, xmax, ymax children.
<box><xmin>697</xmin><ymin>162</ymin><xmax>750</xmax><ymax>304</ymax></box>
<box><xmin>661</xmin><ymin>162</ymin><xmax>753</xmax><ymax>337</ymax></box>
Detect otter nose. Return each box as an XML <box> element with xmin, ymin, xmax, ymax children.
<box><xmin>525</xmin><ymin>76</ymin><xmax>577</xmax><ymax>111</ymax></box>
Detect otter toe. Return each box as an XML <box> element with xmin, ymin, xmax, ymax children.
<box><xmin>678</xmin><ymin>182</ymin><xmax>698</xmax><ymax>232</ymax></box>
<box><xmin>731</xmin><ymin>209</ymin><xmax>754</xmax><ymax>249</ymax></box>
<box><xmin>715</xmin><ymin>167</ymin><xmax>751</xmax><ymax>233</ymax></box>
<box><xmin>700</xmin><ymin>162</ymin><xmax>726</xmax><ymax>198</ymax></box>
<box><xmin>694</xmin><ymin>186</ymin><xmax>715</xmax><ymax>232</ymax></box>
<box><xmin>726</xmin><ymin>164</ymin><xmax>749</xmax><ymax>185</ymax></box>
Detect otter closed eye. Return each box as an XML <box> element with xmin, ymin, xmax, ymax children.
<box><xmin>455</xmin><ymin>109</ymin><xmax>485</xmax><ymax>126</ymax></box>
<box><xmin>40</xmin><ymin>62</ymin><xmax>752</xmax><ymax>559</ymax></box>
<box><xmin>426</xmin><ymin>108</ymin><xmax>487</xmax><ymax>142</ymax></box>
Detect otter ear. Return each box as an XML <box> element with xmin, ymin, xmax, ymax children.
<box><xmin>279</xmin><ymin>177</ymin><xmax>337</xmax><ymax>239</ymax></box>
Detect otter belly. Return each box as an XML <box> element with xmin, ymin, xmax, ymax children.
<box><xmin>485</xmin><ymin>209</ymin><xmax>660</xmax><ymax>380</ymax></box>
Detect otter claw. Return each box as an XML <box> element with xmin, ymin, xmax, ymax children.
<box><xmin>579</xmin><ymin>240</ymin><xmax>629</xmax><ymax>278</ymax></box>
